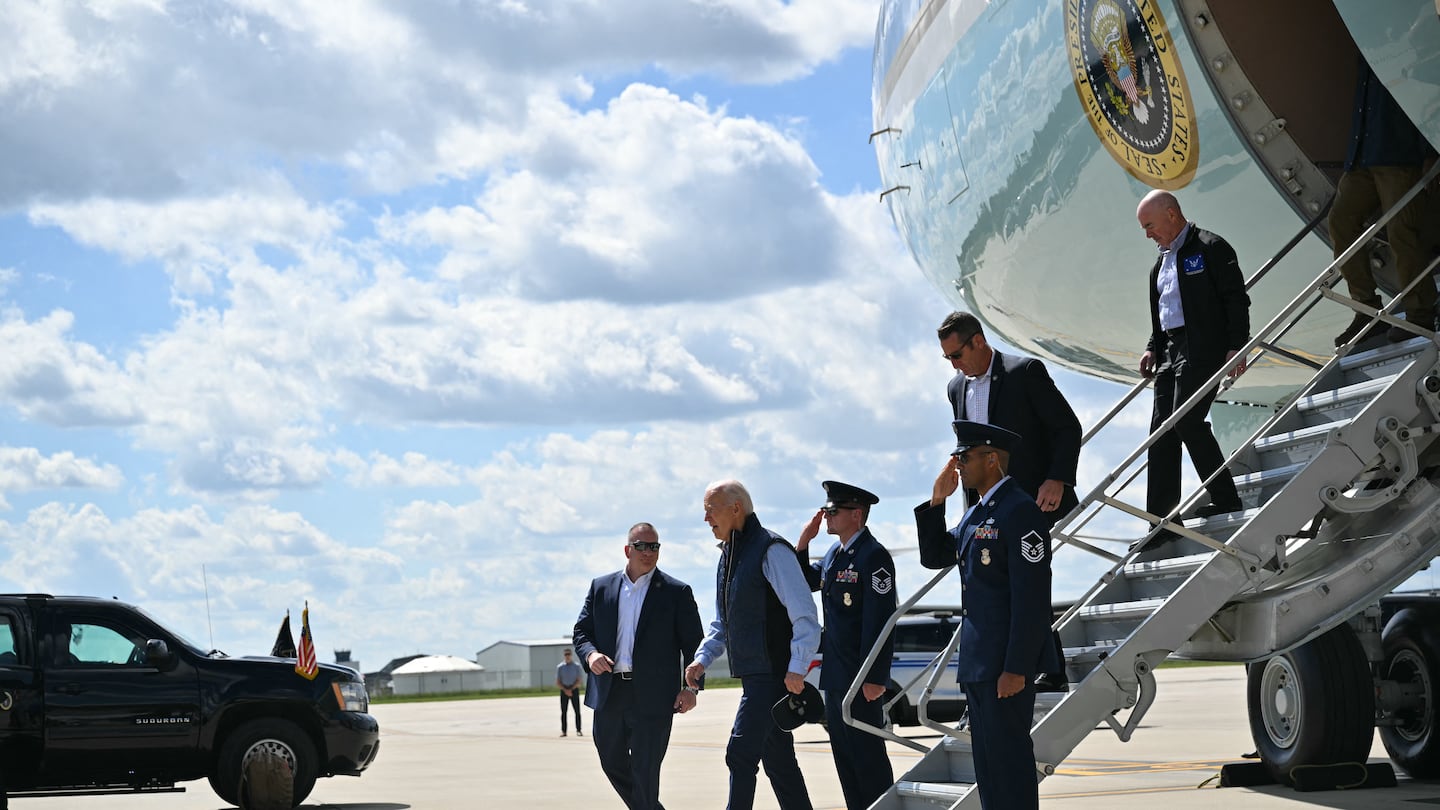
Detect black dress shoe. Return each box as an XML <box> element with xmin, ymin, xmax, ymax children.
<box><xmin>1334</xmin><ymin>314</ymin><xmax>1384</xmax><ymax>346</ymax></box>
<box><xmin>1034</xmin><ymin>673</ymin><xmax>1068</xmax><ymax>692</ymax></box>
<box><xmin>1194</xmin><ymin>501</ymin><xmax>1243</xmax><ymax>519</ymax></box>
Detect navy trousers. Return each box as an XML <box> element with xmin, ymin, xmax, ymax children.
<box><xmin>963</xmin><ymin>680</ymin><xmax>1039</xmax><ymax>810</ymax></box>
<box><xmin>824</xmin><ymin>688</ymin><xmax>893</xmax><ymax>810</ymax></box>
<box><xmin>592</xmin><ymin>680</ymin><xmax>674</xmax><ymax>810</ymax></box>
<box><xmin>726</xmin><ymin>675</ymin><xmax>812</xmax><ymax>810</ymax></box>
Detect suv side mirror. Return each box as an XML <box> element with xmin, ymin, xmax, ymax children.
<box><xmin>144</xmin><ymin>639</ymin><xmax>173</xmax><ymax>667</ymax></box>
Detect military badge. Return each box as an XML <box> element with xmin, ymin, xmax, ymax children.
<box><xmin>1020</xmin><ymin>530</ymin><xmax>1047</xmax><ymax>564</ymax></box>
<box><xmin>843</xmin><ymin>592</ymin><xmax>852</xmax><ymax>606</ymax></box>
<box><xmin>835</xmin><ymin>568</ymin><xmax>858</xmax><ymax>583</ymax></box>
<box><xmin>871</xmin><ymin>567</ymin><xmax>893</xmax><ymax>595</ymax></box>
<box><xmin>980</xmin><ymin>548</ymin><xmax>992</xmax><ymax>566</ymax></box>
<box><xmin>973</xmin><ymin>525</ymin><xmax>998</xmax><ymax>541</ymax></box>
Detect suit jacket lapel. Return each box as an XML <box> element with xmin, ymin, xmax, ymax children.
<box><xmin>634</xmin><ymin>569</ymin><xmax>664</xmax><ymax>638</ymax></box>
<box><xmin>987</xmin><ymin>349</ymin><xmax>1006</xmax><ymax>418</ymax></box>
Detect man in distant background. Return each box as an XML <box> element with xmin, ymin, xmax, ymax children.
<box><xmin>574</xmin><ymin>523</ymin><xmax>703</xmax><ymax>810</ymax></box>
<box><xmin>556</xmin><ymin>648</ymin><xmax>584</xmax><ymax>737</ymax></box>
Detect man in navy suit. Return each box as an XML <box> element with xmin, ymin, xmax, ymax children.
<box><xmin>916</xmin><ymin>422</ymin><xmax>1059</xmax><ymax>810</ymax></box>
<box><xmin>795</xmin><ymin>481</ymin><xmax>897</xmax><ymax>810</ymax></box>
<box><xmin>574</xmin><ymin>523</ymin><xmax>704</xmax><ymax>810</ymax></box>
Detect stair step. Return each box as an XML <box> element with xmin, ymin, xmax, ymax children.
<box><xmin>1235</xmin><ymin>461</ymin><xmax>1307</xmax><ymax>494</ymax></box>
<box><xmin>1122</xmin><ymin>551</ymin><xmax>1210</xmax><ymax>581</ymax></box>
<box><xmin>1079</xmin><ymin>596</ymin><xmax>1166</xmax><ymax>622</ymax></box>
<box><xmin>1295</xmin><ymin>376</ymin><xmax>1395</xmax><ymax>424</ymax></box>
<box><xmin>1338</xmin><ymin>337</ymin><xmax>1428</xmax><ymax>376</ymax></box>
<box><xmin>1252</xmin><ymin>421</ymin><xmax>1340</xmax><ymax>456</ymax></box>
<box><xmin>896</xmin><ymin>780</ymin><xmax>974</xmax><ymax>807</ymax></box>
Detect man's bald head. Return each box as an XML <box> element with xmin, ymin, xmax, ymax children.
<box><xmin>1137</xmin><ymin>190</ymin><xmax>1187</xmax><ymax>247</ymax></box>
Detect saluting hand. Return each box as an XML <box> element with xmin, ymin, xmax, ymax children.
<box><xmin>931</xmin><ymin>458</ymin><xmax>960</xmax><ymax>506</ymax></box>
<box><xmin>797</xmin><ymin>510</ymin><xmax>823</xmax><ymax>552</ymax></box>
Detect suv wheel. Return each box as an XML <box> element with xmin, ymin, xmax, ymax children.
<box><xmin>211</xmin><ymin>718</ymin><xmax>318</xmax><ymax>808</ymax></box>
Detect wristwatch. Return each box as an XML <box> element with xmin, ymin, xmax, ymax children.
<box><xmin>683</xmin><ymin>685</ymin><xmax>700</xmax><ymax>694</ymax></box>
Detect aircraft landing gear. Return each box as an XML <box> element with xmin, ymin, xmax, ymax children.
<box><xmin>1246</xmin><ymin>623</ymin><xmax>1376</xmax><ymax>785</ymax></box>
<box><xmin>1379</xmin><ymin>607</ymin><xmax>1440</xmax><ymax>777</ymax></box>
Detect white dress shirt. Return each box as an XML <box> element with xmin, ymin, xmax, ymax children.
<box><xmin>1156</xmin><ymin>223</ymin><xmax>1191</xmax><ymax>331</ymax></box>
<box><xmin>614</xmin><ymin>568</ymin><xmax>655</xmax><ymax>672</ymax></box>
<box><xmin>964</xmin><ymin>351</ymin><xmax>997</xmax><ymax>425</ymax></box>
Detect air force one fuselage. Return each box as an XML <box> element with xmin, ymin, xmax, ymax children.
<box><xmin>873</xmin><ymin>0</ymin><xmax>1440</xmax><ymax>405</ymax></box>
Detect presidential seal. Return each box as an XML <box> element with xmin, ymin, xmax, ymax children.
<box><xmin>1065</xmin><ymin>0</ymin><xmax>1198</xmax><ymax>189</ymax></box>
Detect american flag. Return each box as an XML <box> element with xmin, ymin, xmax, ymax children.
<box><xmin>295</xmin><ymin>602</ymin><xmax>318</xmax><ymax>680</ymax></box>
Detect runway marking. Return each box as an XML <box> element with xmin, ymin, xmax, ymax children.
<box><xmin>1044</xmin><ymin>784</ymin><xmax>1219</xmax><ymax>799</ymax></box>
<box><xmin>1055</xmin><ymin>758</ymin><xmax>1235</xmax><ymax>777</ymax></box>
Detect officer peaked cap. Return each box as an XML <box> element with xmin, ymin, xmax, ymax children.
<box><xmin>822</xmin><ymin>480</ymin><xmax>879</xmax><ymax>509</ymax></box>
<box><xmin>950</xmin><ymin>420</ymin><xmax>1022</xmax><ymax>456</ymax></box>
<box><xmin>771</xmin><ymin>681</ymin><xmax>825</xmax><ymax>731</ymax></box>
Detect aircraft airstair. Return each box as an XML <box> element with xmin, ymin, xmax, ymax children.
<box><xmin>860</xmin><ymin>168</ymin><xmax>1440</xmax><ymax>809</ymax></box>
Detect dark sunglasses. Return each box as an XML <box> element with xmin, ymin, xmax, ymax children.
<box><xmin>630</xmin><ymin>541</ymin><xmax>662</xmax><ymax>552</ymax></box>
<box><xmin>942</xmin><ymin>332</ymin><xmax>979</xmax><ymax>360</ymax></box>
<box><xmin>821</xmin><ymin>506</ymin><xmax>858</xmax><ymax>517</ymax></box>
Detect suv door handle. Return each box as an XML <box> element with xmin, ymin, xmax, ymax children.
<box><xmin>57</xmin><ymin>683</ymin><xmax>84</xmax><ymax>695</ymax></box>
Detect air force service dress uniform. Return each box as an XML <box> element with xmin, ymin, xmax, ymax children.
<box><xmin>916</xmin><ymin>423</ymin><xmax>1059</xmax><ymax>810</ymax></box>
<box><xmin>797</xmin><ymin>481</ymin><xmax>897</xmax><ymax>810</ymax></box>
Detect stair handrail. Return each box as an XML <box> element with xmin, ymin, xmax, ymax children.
<box><xmin>1052</xmin><ymin>160</ymin><xmax>1440</xmax><ymax>629</ymax></box>
<box><xmin>837</xmin><ymin>566</ymin><xmax>952</xmax><ymax>752</ymax></box>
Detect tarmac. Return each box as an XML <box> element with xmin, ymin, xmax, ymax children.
<box><xmin>22</xmin><ymin>664</ymin><xmax>1440</xmax><ymax>808</ymax></box>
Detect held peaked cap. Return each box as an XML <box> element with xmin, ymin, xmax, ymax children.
<box><xmin>771</xmin><ymin>681</ymin><xmax>826</xmax><ymax>731</ymax></box>
<box><xmin>950</xmin><ymin>420</ymin><xmax>1023</xmax><ymax>456</ymax></box>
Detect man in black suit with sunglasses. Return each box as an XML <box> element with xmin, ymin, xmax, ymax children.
<box><xmin>574</xmin><ymin>523</ymin><xmax>704</xmax><ymax>810</ymax></box>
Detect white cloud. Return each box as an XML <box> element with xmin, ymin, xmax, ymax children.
<box><xmin>0</xmin><ymin>446</ymin><xmax>124</xmax><ymax>492</ymax></box>
<box><xmin>0</xmin><ymin>0</ymin><xmax>878</xmax><ymax>207</ymax></box>
<box><xmin>337</xmin><ymin>450</ymin><xmax>463</xmax><ymax>489</ymax></box>
<box><xmin>0</xmin><ymin>308</ymin><xmax>143</xmax><ymax>426</ymax></box>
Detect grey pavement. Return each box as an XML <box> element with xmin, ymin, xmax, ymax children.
<box><xmin>19</xmin><ymin>664</ymin><xmax>1440</xmax><ymax>808</ymax></box>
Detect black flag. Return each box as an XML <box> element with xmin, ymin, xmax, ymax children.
<box><xmin>271</xmin><ymin>611</ymin><xmax>296</xmax><ymax>658</ymax></box>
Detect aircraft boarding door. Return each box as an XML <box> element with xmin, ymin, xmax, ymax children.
<box><xmin>0</xmin><ymin>609</ymin><xmax>43</xmax><ymax>789</ymax></box>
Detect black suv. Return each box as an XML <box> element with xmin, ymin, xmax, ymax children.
<box><xmin>0</xmin><ymin>594</ymin><xmax>379</xmax><ymax>807</ymax></box>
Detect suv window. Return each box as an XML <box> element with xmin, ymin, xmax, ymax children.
<box><xmin>0</xmin><ymin>616</ymin><xmax>17</xmax><ymax>665</ymax></box>
<box><xmin>893</xmin><ymin>619</ymin><xmax>957</xmax><ymax>652</ymax></box>
<box><xmin>62</xmin><ymin>620</ymin><xmax>147</xmax><ymax>667</ymax></box>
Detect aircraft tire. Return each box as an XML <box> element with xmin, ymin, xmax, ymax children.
<box><xmin>1379</xmin><ymin>608</ymin><xmax>1440</xmax><ymax>777</ymax></box>
<box><xmin>1247</xmin><ymin>623</ymin><xmax>1375</xmax><ymax>785</ymax></box>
